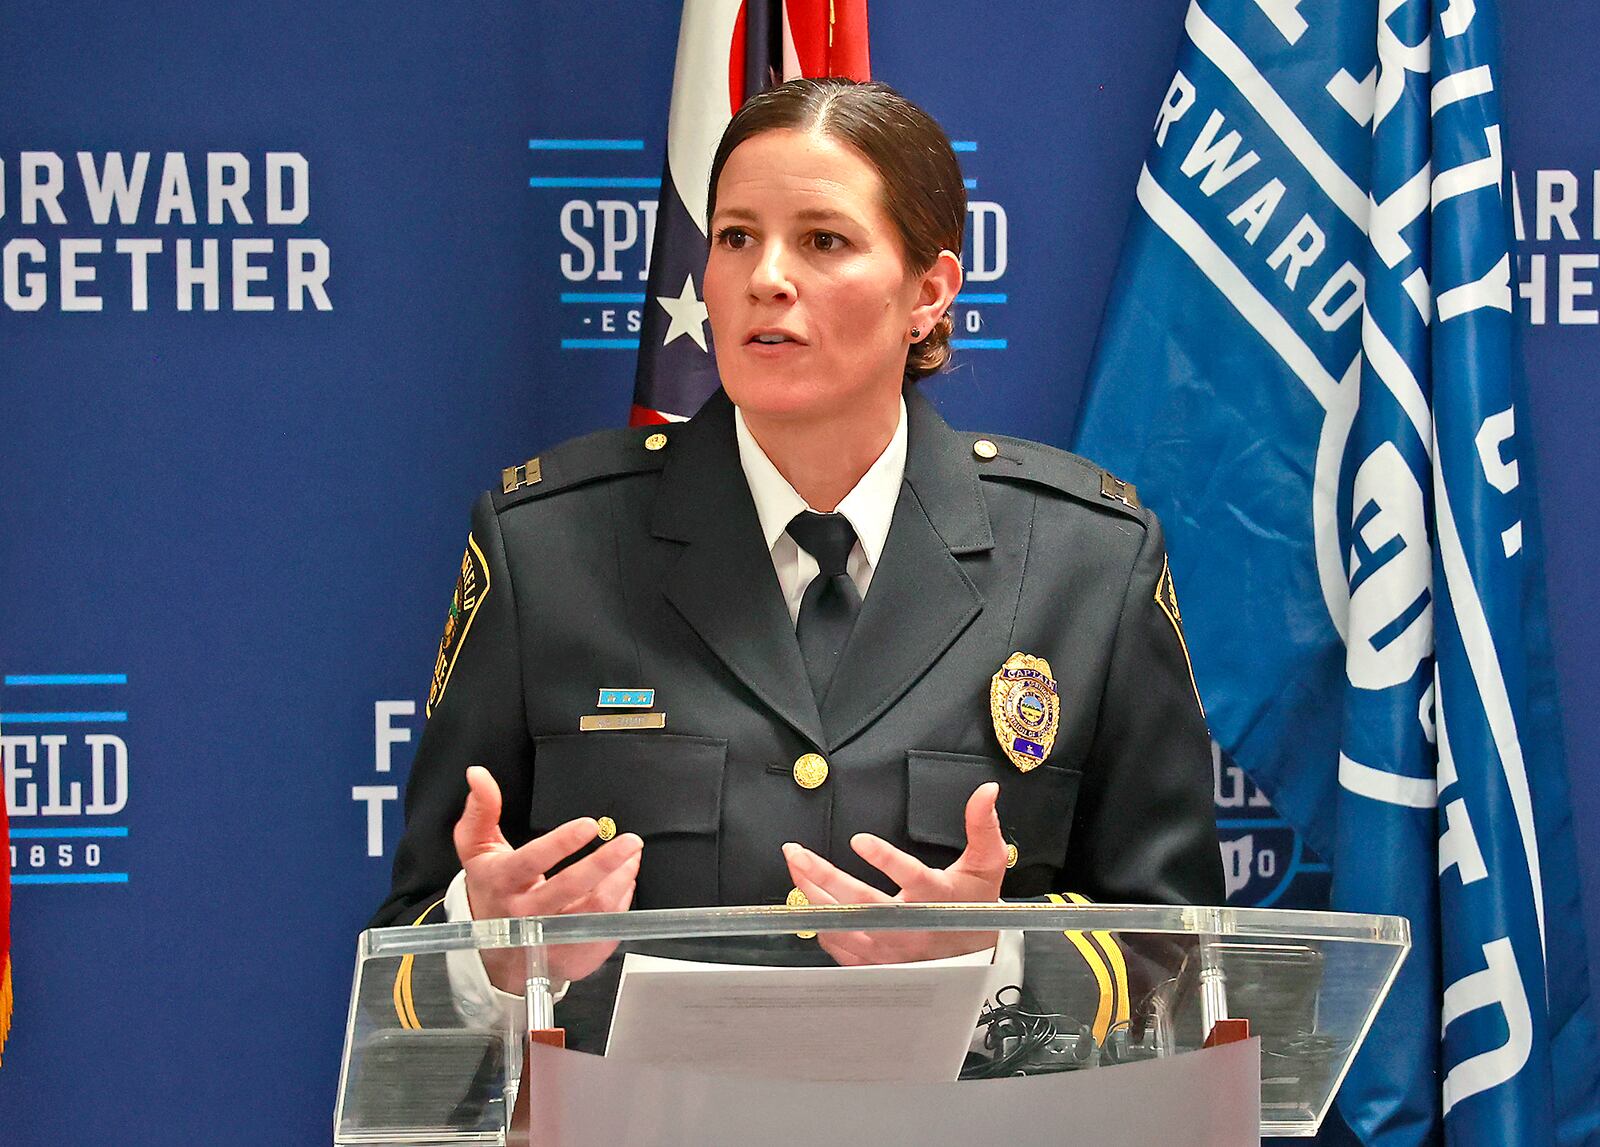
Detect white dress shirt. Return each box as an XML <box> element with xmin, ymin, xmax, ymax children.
<box><xmin>733</xmin><ymin>397</ymin><xmax>908</xmax><ymax>624</ymax></box>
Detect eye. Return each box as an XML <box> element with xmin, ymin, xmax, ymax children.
<box><xmin>811</xmin><ymin>231</ymin><xmax>846</xmax><ymax>252</ymax></box>
<box><xmin>714</xmin><ymin>226</ymin><xmax>750</xmax><ymax>250</ymax></box>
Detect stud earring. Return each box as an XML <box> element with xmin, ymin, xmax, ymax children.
<box><xmin>911</xmin><ymin>327</ymin><xmax>922</xmax><ymax>339</ymax></box>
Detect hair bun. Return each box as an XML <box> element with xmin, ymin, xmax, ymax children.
<box><xmin>906</xmin><ymin>311</ymin><xmax>954</xmax><ymax>380</ymax></box>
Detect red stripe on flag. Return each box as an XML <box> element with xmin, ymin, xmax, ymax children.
<box><xmin>826</xmin><ymin>0</ymin><xmax>871</xmax><ymax>80</ymax></box>
<box><xmin>628</xmin><ymin>404</ymin><xmax>676</xmax><ymax>427</ymax></box>
<box><xmin>729</xmin><ymin>0</ymin><xmax>749</xmax><ymax>112</ymax></box>
<box><xmin>785</xmin><ymin>0</ymin><xmax>827</xmax><ymax>77</ymax></box>
<box><xmin>785</xmin><ymin>0</ymin><xmax>870</xmax><ymax>80</ymax></box>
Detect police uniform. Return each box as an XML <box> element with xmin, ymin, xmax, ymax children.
<box><xmin>374</xmin><ymin>386</ymin><xmax>1221</xmax><ymax>934</ymax></box>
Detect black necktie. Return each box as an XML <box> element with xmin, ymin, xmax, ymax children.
<box><xmin>786</xmin><ymin>510</ymin><xmax>863</xmax><ymax>703</ymax></box>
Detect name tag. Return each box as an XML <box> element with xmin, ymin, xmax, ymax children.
<box><xmin>579</xmin><ymin>713</ymin><xmax>667</xmax><ymax>732</ymax></box>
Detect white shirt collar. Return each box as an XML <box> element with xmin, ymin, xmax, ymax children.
<box><xmin>733</xmin><ymin>397</ymin><xmax>908</xmax><ymax>569</ymax></box>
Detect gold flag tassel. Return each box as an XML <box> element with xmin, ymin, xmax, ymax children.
<box><xmin>0</xmin><ymin>955</ymin><xmax>12</xmax><ymax>1065</ymax></box>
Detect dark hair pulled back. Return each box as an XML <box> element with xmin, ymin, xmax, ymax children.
<box><xmin>706</xmin><ymin>78</ymin><xmax>966</xmax><ymax>381</ymax></box>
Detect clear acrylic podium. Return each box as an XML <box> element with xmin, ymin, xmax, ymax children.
<box><xmin>336</xmin><ymin>903</ymin><xmax>1408</xmax><ymax>1144</ymax></box>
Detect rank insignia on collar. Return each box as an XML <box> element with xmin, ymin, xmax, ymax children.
<box><xmin>1100</xmin><ymin>471</ymin><xmax>1138</xmax><ymax>509</ymax></box>
<box><xmin>502</xmin><ymin>457</ymin><xmax>541</xmax><ymax>494</ymax></box>
<box><xmin>427</xmin><ymin>534</ymin><xmax>490</xmax><ymax>718</ymax></box>
<box><xmin>990</xmin><ymin>652</ymin><xmax>1059</xmax><ymax>772</ymax></box>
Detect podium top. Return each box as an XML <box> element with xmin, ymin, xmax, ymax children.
<box><xmin>360</xmin><ymin>901</ymin><xmax>1410</xmax><ymax>957</ymax></box>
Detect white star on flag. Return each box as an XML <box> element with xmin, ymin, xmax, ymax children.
<box><xmin>656</xmin><ymin>274</ymin><xmax>710</xmax><ymax>351</ymax></box>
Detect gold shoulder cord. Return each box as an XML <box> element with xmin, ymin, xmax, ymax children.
<box><xmin>1045</xmin><ymin>891</ymin><xmax>1131</xmax><ymax>1044</ymax></box>
<box><xmin>392</xmin><ymin>896</ymin><xmax>447</xmax><ymax>1029</ymax></box>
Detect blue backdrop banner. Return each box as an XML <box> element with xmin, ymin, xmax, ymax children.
<box><xmin>1077</xmin><ymin>0</ymin><xmax>1600</xmax><ymax>1142</ymax></box>
<box><xmin>5</xmin><ymin>2</ymin><xmax>1600</xmax><ymax>1143</ymax></box>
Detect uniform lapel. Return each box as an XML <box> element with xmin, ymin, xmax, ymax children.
<box><xmin>820</xmin><ymin>392</ymin><xmax>995</xmax><ymax>749</ymax></box>
<box><xmin>652</xmin><ymin>392</ymin><xmax>826</xmax><ymax>749</ymax></box>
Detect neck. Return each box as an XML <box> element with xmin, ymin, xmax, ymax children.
<box><xmin>741</xmin><ymin>392</ymin><xmax>901</xmax><ymax>512</ymax></box>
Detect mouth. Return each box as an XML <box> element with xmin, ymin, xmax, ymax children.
<box><xmin>745</xmin><ymin>329</ymin><xmax>807</xmax><ymax>347</ymax></box>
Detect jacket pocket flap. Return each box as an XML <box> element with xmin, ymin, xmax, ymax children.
<box><xmin>531</xmin><ymin>733</ymin><xmax>726</xmax><ymax>837</ymax></box>
<box><xmin>906</xmin><ymin>750</ymin><xmax>1079</xmax><ymax>866</ymax></box>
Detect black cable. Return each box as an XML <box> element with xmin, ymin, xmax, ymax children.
<box><xmin>959</xmin><ymin>985</ymin><xmax>1098</xmax><ymax>1079</ymax></box>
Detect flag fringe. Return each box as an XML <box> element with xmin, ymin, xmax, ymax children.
<box><xmin>0</xmin><ymin>956</ymin><xmax>11</xmax><ymax>1066</ymax></box>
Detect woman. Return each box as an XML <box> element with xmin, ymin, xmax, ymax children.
<box><xmin>372</xmin><ymin>79</ymin><xmax>1222</xmax><ymax>997</ymax></box>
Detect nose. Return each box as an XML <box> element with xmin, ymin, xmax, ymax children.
<box><xmin>747</xmin><ymin>240</ymin><xmax>795</xmax><ymax>302</ymax></box>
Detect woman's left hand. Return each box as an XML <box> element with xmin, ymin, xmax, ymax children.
<box><xmin>781</xmin><ymin>781</ymin><xmax>1008</xmax><ymax>965</ymax></box>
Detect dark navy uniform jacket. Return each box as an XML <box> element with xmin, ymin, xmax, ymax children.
<box><xmin>373</xmin><ymin>388</ymin><xmax>1222</xmax><ymax>933</ymax></box>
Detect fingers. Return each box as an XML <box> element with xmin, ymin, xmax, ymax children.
<box><xmin>955</xmin><ymin>782</ymin><xmax>1008</xmax><ymax>874</ymax></box>
<box><xmin>492</xmin><ymin>816</ymin><xmax>605</xmax><ymax>886</ymax></box>
<box><xmin>783</xmin><ymin>842</ymin><xmax>893</xmax><ymax>905</ymax></box>
<box><xmin>477</xmin><ymin>835</ymin><xmax>641</xmax><ymax>924</ymax></box>
<box><xmin>849</xmin><ymin>833</ymin><xmax>935</xmax><ymax>894</ymax></box>
<box><xmin>781</xmin><ymin>857</ymin><xmax>877</xmax><ymax>966</ymax></box>
<box><xmin>591</xmin><ymin>858</ymin><xmax>640</xmax><ymax>914</ymax></box>
<box><xmin>554</xmin><ymin>847</ymin><xmax>640</xmax><ymax>915</ymax></box>
<box><xmin>783</xmin><ymin>842</ymin><xmax>979</xmax><ymax>967</ymax></box>
<box><xmin>453</xmin><ymin>766</ymin><xmax>508</xmax><ymax>863</ymax></box>
<box><xmin>533</xmin><ymin>833</ymin><xmax>643</xmax><ymax>909</ymax></box>
<box><xmin>816</xmin><ymin>930</ymin><xmax>877</xmax><ymax>966</ymax></box>
<box><xmin>786</xmin><ymin>861</ymin><xmax>841</xmax><ymax>910</ymax></box>
<box><xmin>541</xmin><ymin>861</ymin><xmax>640</xmax><ymax>985</ymax></box>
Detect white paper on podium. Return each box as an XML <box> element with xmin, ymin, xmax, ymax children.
<box><xmin>524</xmin><ymin>1037</ymin><xmax>1263</xmax><ymax>1147</ymax></box>
<box><xmin>603</xmin><ymin>950</ymin><xmax>997</xmax><ymax>1083</ymax></box>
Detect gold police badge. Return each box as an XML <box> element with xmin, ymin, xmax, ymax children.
<box><xmin>990</xmin><ymin>652</ymin><xmax>1059</xmax><ymax>772</ymax></box>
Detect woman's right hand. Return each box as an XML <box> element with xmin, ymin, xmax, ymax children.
<box><xmin>453</xmin><ymin>765</ymin><xmax>643</xmax><ymax>992</ymax></box>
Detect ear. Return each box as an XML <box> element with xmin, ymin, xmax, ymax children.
<box><xmin>909</xmin><ymin>249</ymin><xmax>963</xmax><ymax>342</ymax></box>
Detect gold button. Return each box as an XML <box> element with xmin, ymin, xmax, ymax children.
<box><xmin>787</xmin><ymin>887</ymin><xmax>816</xmax><ymax>938</ymax></box>
<box><xmin>973</xmin><ymin>438</ymin><xmax>999</xmax><ymax>461</ymax></box>
<box><xmin>644</xmin><ymin>432</ymin><xmax>668</xmax><ymax>451</ymax></box>
<box><xmin>793</xmin><ymin>753</ymin><xmax>829</xmax><ymax>789</ymax></box>
<box><xmin>596</xmin><ymin>816</ymin><xmax>617</xmax><ymax>841</ymax></box>
<box><xmin>1005</xmin><ymin>842</ymin><xmax>1019</xmax><ymax>869</ymax></box>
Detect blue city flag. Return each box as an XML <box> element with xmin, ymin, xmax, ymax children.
<box><xmin>631</xmin><ymin>0</ymin><xmax>870</xmax><ymax>424</ymax></box>
<box><xmin>1076</xmin><ymin>1</ymin><xmax>1600</xmax><ymax>1142</ymax></box>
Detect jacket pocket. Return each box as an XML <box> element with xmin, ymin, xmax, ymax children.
<box><xmin>530</xmin><ymin>733</ymin><xmax>726</xmax><ymax>908</ymax></box>
<box><xmin>905</xmin><ymin>750</ymin><xmax>1081</xmax><ymax>875</ymax></box>
<box><xmin>530</xmin><ymin>732</ymin><xmax>726</xmax><ymax>835</ymax></box>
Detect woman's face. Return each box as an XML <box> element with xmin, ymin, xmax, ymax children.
<box><xmin>704</xmin><ymin>129</ymin><xmax>941</xmax><ymax>427</ymax></box>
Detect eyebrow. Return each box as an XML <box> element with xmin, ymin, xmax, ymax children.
<box><xmin>711</xmin><ymin>206</ymin><xmax>861</xmax><ymax>226</ymax></box>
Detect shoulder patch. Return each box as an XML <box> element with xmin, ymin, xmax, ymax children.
<box><xmin>428</xmin><ymin>534</ymin><xmax>490</xmax><ymax>717</ymax></box>
<box><xmin>964</xmin><ymin>433</ymin><xmax>1145</xmax><ymax>523</ymax></box>
<box><xmin>1155</xmin><ymin>556</ymin><xmax>1206</xmax><ymax>717</ymax></box>
<box><xmin>491</xmin><ymin>424</ymin><xmax>671</xmax><ymax>513</ymax></box>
